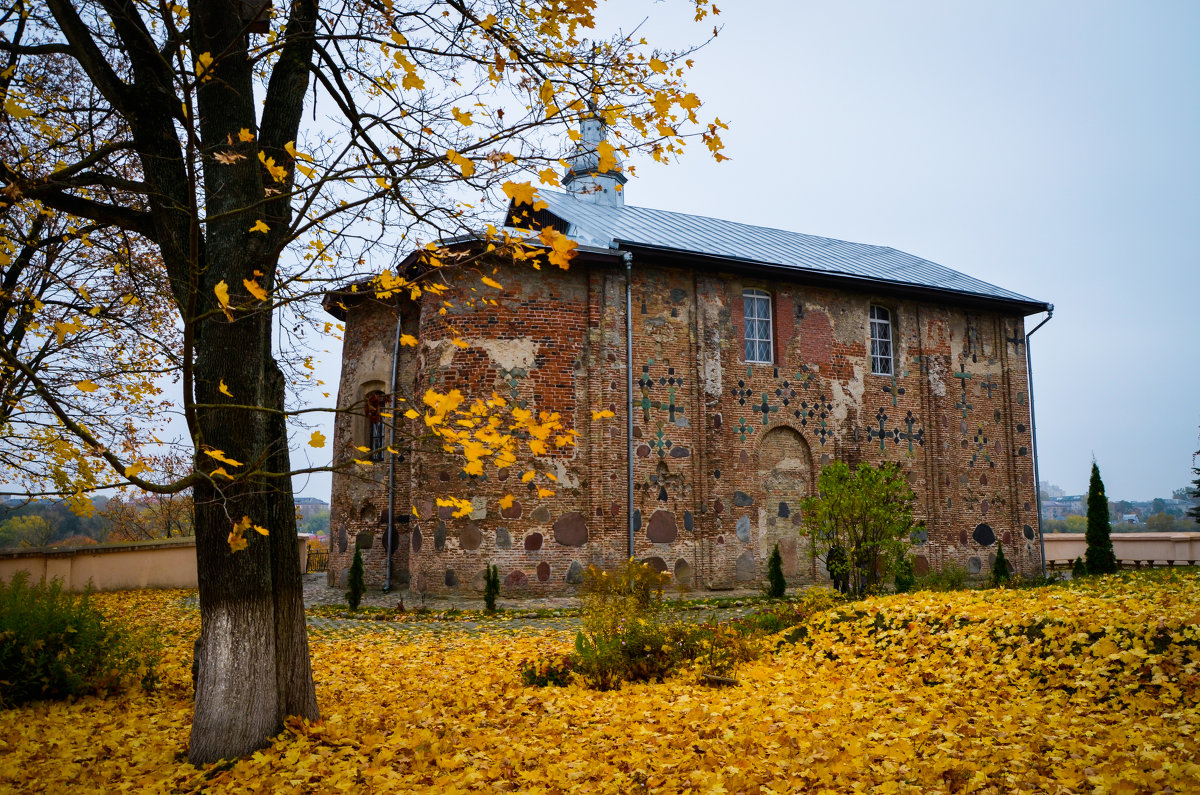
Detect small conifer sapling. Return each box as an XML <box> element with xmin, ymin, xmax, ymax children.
<box><xmin>766</xmin><ymin>544</ymin><xmax>786</xmax><ymax>598</ymax></box>
<box><xmin>484</xmin><ymin>563</ymin><xmax>500</xmax><ymax>613</ymax></box>
<box><xmin>991</xmin><ymin>542</ymin><xmax>1010</xmax><ymax>587</ymax></box>
<box><xmin>346</xmin><ymin>548</ymin><xmax>365</xmax><ymax>611</ymax></box>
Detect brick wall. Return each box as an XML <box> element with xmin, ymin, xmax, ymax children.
<box><xmin>328</xmin><ymin>254</ymin><xmax>1042</xmax><ymax>594</ymax></box>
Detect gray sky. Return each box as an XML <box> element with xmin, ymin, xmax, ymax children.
<box><xmin>296</xmin><ymin>0</ymin><xmax>1200</xmax><ymax>503</ymax></box>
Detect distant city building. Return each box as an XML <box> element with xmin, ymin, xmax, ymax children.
<box><xmin>1042</xmin><ymin>495</ymin><xmax>1085</xmax><ymax>521</ymax></box>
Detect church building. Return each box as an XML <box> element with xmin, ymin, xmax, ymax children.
<box><xmin>325</xmin><ymin>120</ymin><xmax>1051</xmax><ymax>595</ymax></box>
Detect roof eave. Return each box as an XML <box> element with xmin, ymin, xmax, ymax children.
<box><xmin>613</xmin><ymin>240</ymin><xmax>1052</xmax><ymax>317</ymax></box>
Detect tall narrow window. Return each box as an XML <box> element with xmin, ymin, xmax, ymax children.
<box><xmin>869</xmin><ymin>305</ymin><xmax>893</xmax><ymax>375</ymax></box>
<box><xmin>365</xmin><ymin>391</ymin><xmax>386</xmax><ymax>462</ymax></box>
<box><xmin>743</xmin><ymin>289</ymin><xmax>773</xmax><ymax>364</ymax></box>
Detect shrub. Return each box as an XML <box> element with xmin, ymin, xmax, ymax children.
<box><xmin>894</xmin><ymin>557</ymin><xmax>916</xmax><ymax>593</ymax></box>
<box><xmin>0</xmin><ymin>573</ymin><xmax>158</xmax><ymax>707</ymax></box>
<box><xmin>484</xmin><ymin>563</ymin><xmax>500</xmax><ymax>614</ymax></box>
<box><xmin>519</xmin><ymin>654</ymin><xmax>573</xmax><ymax>687</ymax></box>
<box><xmin>765</xmin><ymin>544</ymin><xmax>786</xmax><ymax>598</ymax></box>
<box><xmin>991</xmin><ymin>543</ymin><xmax>1011</xmax><ymax>587</ymax></box>
<box><xmin>916</xmin><ymin>561</ymin><xmax>970</xmax><ymax>592</ymax></box>
<box><xmin>1085</xmin><ymin>462</ymin><xmax>1118</xmax><ymax>575</ymax></box>
<box><xmin>1072</xmin><ymin>556</ymin><xmax>1088</xmax><ymax>579</ymax></box>
<box><xmin>346</xmin><ymin>548</ymin><xmax>365</xmax><ymax>611</ymax></box>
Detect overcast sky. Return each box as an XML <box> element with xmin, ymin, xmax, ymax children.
<box><xmin>294</xmin><ymin>0</ymin><xmax>1200</xmax><ymax>503</ymax></box>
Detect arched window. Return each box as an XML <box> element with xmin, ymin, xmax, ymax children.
<box><xmin>869</xmin><ymin>305</ymin><xmax>893</xmax><ymax>375</ymax></box>
<box><xmin>743</xmin><ymin>288</ymin><xmax>773</xmax><ymax>364</ymax></box>
<box><xmin>365</xmin><ymin>391</ymin><xmax>386</xmax><ymax>462</ymax></box>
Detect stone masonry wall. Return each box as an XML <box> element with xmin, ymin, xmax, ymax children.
<box><xmin>327</xmin><ymin>254</ymin><xmax>1042</xmax><ymax>594</ymax></box>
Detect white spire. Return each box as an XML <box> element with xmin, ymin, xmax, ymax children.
<box><xmin>562</xmin><ymin>114</ymin><xmax>627</xmax><ymax>206</ymax></box>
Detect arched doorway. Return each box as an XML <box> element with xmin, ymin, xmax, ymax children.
<box><xmin>757</xmin><ymin>426</ymin><xmax>814</xmax><ymax>580</ymax></box>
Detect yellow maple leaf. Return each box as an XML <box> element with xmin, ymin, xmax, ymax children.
<box><xmin>238</xmin><ymin>127</ymin><xmax>255</xmax><ymax>142</ymax></box>
<box><xmin>537</xmin><ymin>487</ymin><xmax>554</xmax><ymax>498</ymax></box>
<box><xmin>451</xmin><ymin>107</ymin><xmax>473</xmax><ymax>126</ymax></box>
<box><xmin>399</xmin><ymin>333</ymin><xmax>417</xmax><ymax>346</ymax></box>
<box><xmin>213</xmin><ymin>150</ymin><xmax>245</xmax><ymax>165</ymax></box>
<box><xmin>649</xmin><ymin>56</ymin><xmax>667</xmax><ymax>74</ymax></box>
<box><xmin>309</xmin><ymin>431</ymin><xmax>326</xmax><ymax>448</ymax></box>
<box><xmin>227</xmin><ymin>532</ymin><xmax>248</xmax><ymax>552</ymax></box>
<box><xmin>243</xmin><ymin>277</ymin><xmax>269</xmax><ymax>300</ymax></box>
<box><xmin>124</xmin><ymin>461</ymin><xmax>146</xmax><ymax>478</ymax></box>
<box><xmin>204</xmin><ymin>448</ymin><xmax>244</xmax><ymax>467</ymax></box>
<box><xmin>498</xmin><ymin>494</ymin><xmax>514</xmax><ymax>510</ymax></box>
<box><xmin>502</xmin><ymin>180</ymin><xmax>538</xmax><ymax>206</ymax></box>
<box><xmin>219</xmin><ymin>380</ymin><xmax>233</xmax><ymax>397</ymax></box>
<box><xmin>284</xmin><ymin>140</ymin><xmax>313</xmax><ymax>162</ymax></box>
<box><xmin>480</xmin><ymin>276</ymin><xmax>502</xmax><ymax>290</ymax></box>
<box><xmin>3</xmin><ymin>99</ymin><xmax>34</xmax><ymax>119</ymax></box>
<box><xmin>195</xmin><ymin>51</ymin><xmax>214</xmax><ymax>81</ymax></box>
<box><xmin>75</xmin><ymin>380</ymin><xmax>99</xmax><ymax>392</ymax></box>
<box><xmin>445</xmin><ymin>149</ymin><xmax>476</xmax><ymax>178</ymax></box>
<box><xmin>253</xmin><ymin>524</ymin><xmax>270</xmax><ymax>536</ymax></box>
<box><xmin>592</xmin><ymin>409</ymin><xmax>615</xmax><ymax>420</ymax></box>
<box><xmin>597</xmin><ymin>140</ymin><xmax>617</xmax><ymax>173</ymax></box>
<box><xmin>214</xmin><ymin>280</ymin><xmax>233</xmax><ymax>320</ymax></box>
<box><xmin>521</xmin><ymin>470</ymin><xmax>536</xmax><ymax>483</ymax></box>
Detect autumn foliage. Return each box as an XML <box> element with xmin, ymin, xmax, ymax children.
<box><xmin>0</xmin><ymin>570</ymin><xmax>1198</xmax><ymax>790</ymax></box>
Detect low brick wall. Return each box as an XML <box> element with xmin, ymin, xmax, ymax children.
<box><xmin>0</xmin><ymin>535</ymin><xmax>314</xmax><ymax>591</ymax></box>
<box><xmin>1043</xmin><ymin>533</ymin><xmax>1200</xmax><ymax>567</ymax></box>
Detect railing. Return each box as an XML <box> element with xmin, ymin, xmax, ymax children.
<box><xmin>1047</xmin><ymin>558</ymin><xmax>1197</xmax><ymax>571</ymax></box>
<box><xmin>306</xmin><ymin>549</ymin><xmax>329</xmax><ymax>573</ymax></box>
<box><xmin>1043</xmin><ymin>532</ymin><xmax>1200</xmax><ymax>571</ymax></box>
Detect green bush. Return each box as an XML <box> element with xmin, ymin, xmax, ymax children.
<box><xmin>0</xmin><ymin>573</ymin><xmax>157</xmax><ymax>707</ymax></box>
<box><xmin>991</xmin><ymin>543</ymin><xmax>1011</xmax><ymax>587</ymax></box>
<box><xmin>484</xmin><ymin>563</ymin><xmax>500</xmax><ymax>613</ymax></box>
<box><xmin>346</xmin><ymin>549</ymin><xmax>365</xmax><ymax>611</ymax></box>
<box><xmin>1072</xmin><ymin>556</ymin><xmax>1088</xmax><ymax>579</ymax></box>
<box><xmin>519</xmin><ymin>654</ymin><xmax>573</xmax><ymax>687</ymax></box>
<box><xmin>894</xmin><ymin>557</ymin><xmax>916</xmax><ymax>593</ymax></box>
<box><xmin>915</xmin><ymin>561</ymin><xmax>970</xmax><ymax>592</ymax></box>
<box><xmin>765</xmin><ymin>544</ymin><xmax>786</xmax><ymax>598</ymax></box>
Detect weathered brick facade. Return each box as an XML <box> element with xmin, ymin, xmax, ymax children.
<box><xmin>326</xmin><ymin>250</ymin><xmax>1044</xmax><ymax>595</ymax></box>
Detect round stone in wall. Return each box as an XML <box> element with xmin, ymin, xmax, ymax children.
<box><xmin>530</xmin><ymin>506</ymin><xmax>551</xmax><ymax>523</ymax></box>
<box><xmin>337</xmin><ymin>526</ymin><xmax>347</xmax><ymax>554</ymax></box>
<box><xmin>411</xmin><ymin>527</ymin><xmax>422</xmax><ymax>553</ymax></box>
<box><xmin>713</xmin><ymin>499</ymin><xmax>724</xmax><ymax>516</ymax></box>
<box><xmin>683</xmin><ymin>511</ymin><xmax>694</xmax><ymax>531</ymax></box>
<box><xmin>958</xmin><ymin>529</ymin><xmax>969</xmax><ymax>547</ymax></box>
<box><xmin>968</xmin><ymin>556</ymin><xmax>982</xmax><ymax>575</ymax></box>
<box><xmin>504</xmin><ymin>569</ymin><xmax>527</xmax><ymax>588</ymax></box>
<box><xmin>524</xmin><ymin>532</ymin><xmax>543</xmax><ymax>552</ymax></box>
<box><xmin>433</xmin><ymin>525</ymin><xmax>446</xmax><ymax>551</ymax></box>
<box><xmin>553</xmin><ymin>512</ymin><xmax>589</xmax><ymax>547</ymax></box>
<box><xmin>565</xmin><ymin>560</ymin><xmax>584</xmax><ymax>584</ymax></box>
<box><xmin>735</xmin><ymin>551</ymin><xmax>756</xmax><ymax>582</ymax></box>
<box><xmin>972</xmin><ymin>523</ymin><xmax>996</xmax><ymax>547</ymax></box>
<box><xmin>734</xmin><ymin>491</ymin><xmax>754</xmax><ymax>507</ymax></box>
<box><xmin>643</xmin><ymin>556</ymin><xmax>667</xmax><ymax>573</ymax></box>
<box><xmin>536</xmin><ymin>561</ymin><xmax>550</xmax><ymax>582</ymax></box>
<box><xmin>736</xmin><ymin>515</ymin><xmax>751</xmax><ymax>543</ymax></box>
<box><xmin>716</xmin><ymin>535</ymin><xmax>725</xmax><ymax>545</ymax></box>
<box><xmin>444</xmin><ymin>569</ymin><xmax>458</xmax><ymax>587</ymax></box>
<box><xmin>669</xmin><ymin>446</ymin><xmax>691</xmax><ymax>458</ymax></box>
<box><xmin>356</xmin><ymin>531</ymin><xmax>373</xmax><ymax>550</ymax></box>
<box><xmin>1023</xmin><ymin>524</ymin><xmax>1035</xmax><ymax>541</ymax></box>
<box><xmin>495</xmin><ymin>527</ymin><xmax>511</xmax><ymax>549</ymax></box>
<box><xmin>647</xmin><ymin>510</ymin><xmax>677</xmax><ymax>543</ymax></box>
<box><xmin>636</xmin><ymin>444</ymin><xmax>651</xmax><ymax>458</ymax></box>
<box><xmin>981</xmin><ymin>500</ymin><xmax>990</xmax><ymax>516</ymax></box>
<box><xmin>674</xmin><ymin>558</ymin><xmax>693</xmax><ymax>587</ymax></box>
<box><xmin>460</xmin><ymin>523</ymin><xmax>482</xmax><ymax>551</ymax></box>
<box><xmin>501</xmin><ymin>500</ymin><xmax>522</xmax><ymax>520</ymax></box>
<box><xmin>778</xmin><ymin>502</ymin><xmax>790</xmax><ymax>518</ymax></box>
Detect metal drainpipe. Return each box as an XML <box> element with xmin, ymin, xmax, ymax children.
<box><xmin>1025</xmin><ymin>305</ymin><xmax>1054</xmax><ymax>576</ymax></box>
<box><xmin>383</xmin><ymin>307</ymin><xmax>403</xmax><ymax>592</ymax></box>
<box><xmin>624</xmin><ymin>251</ymin><xmax>635</xmax><ymax>559</ymax></box>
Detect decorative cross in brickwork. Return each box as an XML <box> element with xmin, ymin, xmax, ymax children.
<box><xmin>897</xmin><ymin>410</ymin><xmax>925</xmax><ymax>454</ymax></box>
<box><xmin>755</xmin><ymin>393</ymin><xmax>779</xmax><ymax>424</ymax></box>
<box><xmin>867</xmin><ymin>408</ymin><xmax>892</xmax><ymax>452</ymax></box>
<box><xmin>729</xmin><ymin>379</ymin><xmax>752</xmax><ymax>407</ymax></box>
<box><xmin>735</xmin><ymin>417</ymin><xmax>755</xmax><ymax>443</ymax></box>
<box><xmin>497</xmin><ymin>367</ymin><xmax>527</xmax><ymax>408</ymax></box>
<box><xmin>970</xmin><ymin>426</ymin><xmax>993</xmax><ymax>468</ymax></box>
<box><xmin>793</xmin><ymin>364</ymin><xmax>817</xmax><ymax>390</ymax></box>
<box><xmin>953</xmin><ymin>368</ymin><xmax>973</xmax><ymax>420</ymax></box>
<box><xmin>979</xmin><ymin>373</ymin><xmax>999</xmax><ymax>400</ymax></box>
<box><xmin>798</xmin><ymin>395</ymin><xmax>834</xmax><ymax>446</ymax></box>
<box><xmin>646</xmin><ymin>367</ymin><xmax>685</xmax><ymax>424</ymax></box>
<box><xmin>775</xmin><ymin>381</ymin><xmax>797</xmax><ymax>408</ymax></box>
<box><xmin>651</xmin><ymin>427</ymin><xmax>674</xmax><ymax>458</ymax></box>
<box><xmin>964</xmin><ymin>317</ymin><xmax>982</xmax><ymax>363</ymax></box>
<box><xmin>883</xmin><ymin>378</ymin><xmax>906</xmax><ymax>407</ymax></box>
<box><xmin>1006</xmin><ymin>329</ymin><xmax>1026</xmax><ymax>354</ymax></box>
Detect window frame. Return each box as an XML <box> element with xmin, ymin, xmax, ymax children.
<box><xmin>742</xmin><ymin>288</ymin><xmax>774</xmax><ymax>364</ymax></box>
<box><xmin>365</xmin><ymin>390</ymin><xmax>387</xmax><ymax>462</ymax></box>
<box><xmin>869</xmin><ymin>304</ymin><xmax>894</xmax><ymax>376</ymax></box>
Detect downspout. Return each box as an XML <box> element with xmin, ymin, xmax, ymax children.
<box><xmin>1025</xmin><ymin>305</ymin><xmax>1054</xmax><ymax>576</ymax></box>
<box><xmin>624</xmin><ymin>251</ymin><xmax>635</xmax><ymax>559</ymax></box>
<box><xmin>383</xmin><ymin>307</ymin><xmax>403</xmax><ymax>592</ymax></box>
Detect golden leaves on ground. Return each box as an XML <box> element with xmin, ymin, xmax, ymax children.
<box><xmin>1</xmin><ymin>573</ymin><xmax>1198</xmax><ymax>792</ymax></box>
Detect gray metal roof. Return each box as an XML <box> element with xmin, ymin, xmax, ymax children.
<box><xmin>525</xmin><ymin>190</ymin><xmax>1047</xmax><ymax>311</ymax></box>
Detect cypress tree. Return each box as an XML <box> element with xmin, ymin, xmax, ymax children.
<box><xmin>484</xmin><ymin>564</ymin><xmax>500</xmax><ymax>613</ymax></box>
<box><xmin>1072</xmin><ymin>556</ymin><xmax>1087</xmax><ymax>579</ymax></box>
<box><xmin>765</xmin><ymin>544</ymin><xmax>786</xmax><ymax>598</ymax></box>
<box><xmin>1084</xmin><ymin>462</ymin><xmax>1118</xmax><ymax>575</ymax></box>
<box><xmin>1188</xmin><ymin>456</ymin><xmax>1200</xmax><ymax>525</ymax></box>
<box><xmin>346</xmin><ymin>549</ymin><xmax>365</xmax><ymax>611</ymax></box>
<box><xmin>991</xmin><ymin>542</ymin><xmax>1010</xmax><ymax>587</ymax></box>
